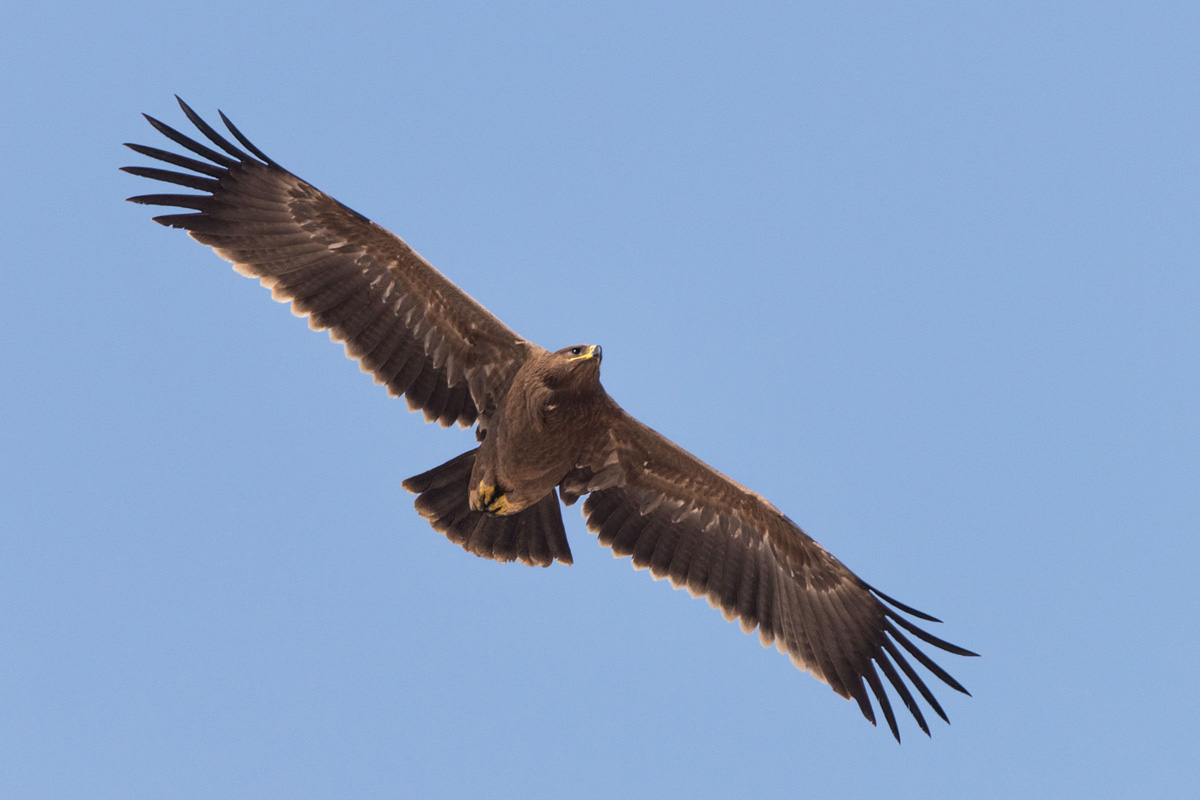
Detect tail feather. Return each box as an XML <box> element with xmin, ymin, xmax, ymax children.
<box><xmin>403</xmin><ymin>449</ymin><xmax>573</xmax><ymax>567</ymax></box>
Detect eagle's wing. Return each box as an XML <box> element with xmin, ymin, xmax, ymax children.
<box><xmin>123</xmin><ymin>98</ymin><xmax>529</xmax><ymax>429</ymax></box>
<box><xmin>560</xmin><ymin>401</ymin><xmax>977</xmax><ymax>741</ymax></box>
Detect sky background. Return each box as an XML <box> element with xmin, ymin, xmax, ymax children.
<box><xmin>3</xmin><ymin>2</ymin><xmax>1198</xmax><ymax>798</ymax></box>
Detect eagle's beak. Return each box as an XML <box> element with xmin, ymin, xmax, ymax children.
<box><xmin>569</xmin><ymin>344</ymin><xmax>602</xmax><ymax>362</ymax></box>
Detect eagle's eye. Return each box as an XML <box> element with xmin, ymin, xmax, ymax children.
<box><xmin>569</xmin><ymin>347</ymin><xmax>582</xmax><ymax>356</ymax></box>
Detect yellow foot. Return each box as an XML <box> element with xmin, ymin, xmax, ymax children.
<box><xmin>477</xmin><ymin>482</ymin><xmax>513</xmax><ymax>514</ymax></box>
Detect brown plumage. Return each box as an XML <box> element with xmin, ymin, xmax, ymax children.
<box><xmin>123</xmin><ymin>98</ymin><xmax>977</xmax><ymax>741</ymax></box>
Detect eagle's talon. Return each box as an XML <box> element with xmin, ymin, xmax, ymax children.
<box><xmin>476</xmin><ymin>482</ymin><xmax>512</xmax><ymax>514</ymax></box>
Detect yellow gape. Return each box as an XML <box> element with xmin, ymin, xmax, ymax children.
<box><xmin>567</xmin><ymin>345</ymin><xmax>600</xmax><ymax>362</ymax></box>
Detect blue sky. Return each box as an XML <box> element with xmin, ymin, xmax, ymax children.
<box><xmin>3</xmin><ymin>2</ymin><xmax>1198</xmax><ymax>797</ymax></box>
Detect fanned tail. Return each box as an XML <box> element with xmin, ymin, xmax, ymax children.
<box><xmin>402</xmin><ymin>449</ymin><xmax>573</xmax><ymax>567</ymax></box>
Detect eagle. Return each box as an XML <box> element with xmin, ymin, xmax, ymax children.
<box><xmin>123</xmin><ymin>97</ymin><xmax>976</xmax><ymax>741</ymax></box>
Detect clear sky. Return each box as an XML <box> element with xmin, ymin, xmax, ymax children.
<box><xmin>3</xmin><ymin>2</ymin><xmax>1198</xmax><ymax>798</ymax></box>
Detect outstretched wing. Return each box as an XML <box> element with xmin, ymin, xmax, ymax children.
<box><xmin>123</xmin><ymin>97</ymin><xmax>530</xmax><ymax>429</ymax></box>
<box><xmin>560</xmin><ymin>401</ymin><xmax>977</xmax><ymax>742</ymax></box>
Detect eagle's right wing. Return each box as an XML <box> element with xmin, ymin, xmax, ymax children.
<box><xmin>124</xmin><ymin>97</ymin><xmax>531</xmax><ymax>430</ymax></box>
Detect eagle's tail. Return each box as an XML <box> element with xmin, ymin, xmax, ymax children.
<box><xmin>402</xmin><ymin>449</ymin><xmax>573</xmax><ymax>567</ymax></box>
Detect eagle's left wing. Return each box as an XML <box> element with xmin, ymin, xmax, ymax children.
<box><xmin>561</xmin><ymin>399</ymin><xmax>976</xmax><ymax>741</ymax></box>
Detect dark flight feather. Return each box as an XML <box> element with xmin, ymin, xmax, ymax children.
<box><xmin>124</xmin><ymin>98</ymin><xmax>976</xmax><ymax>742</ymax></box>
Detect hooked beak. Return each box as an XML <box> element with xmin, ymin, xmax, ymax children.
<box><xmin>568</xmin><ymin>344</ymin><xmax>602</xmax><ymax>363</ymax></box>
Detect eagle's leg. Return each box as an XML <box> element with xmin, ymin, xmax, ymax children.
<box><xmin>475</xmin><ymin>482</ymin><xmax>514</xmax><ymax>515</ymax></box>
<box><xmin>402</xmin><ymin>449</ymin><xmax>573</xmax><ymax>566</ymax></box>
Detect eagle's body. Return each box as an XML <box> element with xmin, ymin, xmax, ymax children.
<box><xmin>124</xmin><ymin>98</ymin><xmax>976</xmax><ymax>741</ymax></box>
<box><xmin>470</xmin><ymin>345</ymin><xmax>607</xmax><ymax>518</ymax></box>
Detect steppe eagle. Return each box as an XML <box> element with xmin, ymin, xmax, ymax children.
<box><xmin>124</xmin><ymin>98</ymin><xmax>976</xmax><ymax>741</ymax></box>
